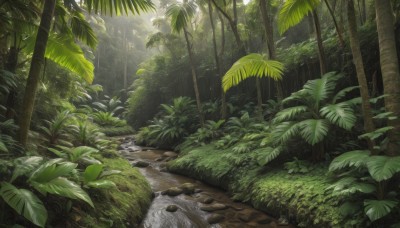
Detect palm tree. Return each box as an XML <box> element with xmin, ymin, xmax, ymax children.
<box><xmin>375</xmin><ymin>0</ymin><xmax>400</xmax><ymax>156</ymax></box>
<box><xmin>222</xmin><ymin>53</ymin><xmax>284</xmax><ymax>92</ymax></box>
<box><xmin>278</xmin><ymin>0</ymin><xmax>327</xmax><ymax>74</ymax></box>
<box><xmin>166</xmin><ymin>1</ymin><xmax>205</xmax><ymax>126</ymax></box>
<box><xmin>18</xmin><ymin>0</ymin><xmax>154</xmax><ymax>146</ymax></box>
<box><xmin>346</xmin><ymin>0</ymin><xmax>376</xmax><ymax>153</ymax></box>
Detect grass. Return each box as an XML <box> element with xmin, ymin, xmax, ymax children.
<box><xmin>168</xmin><ymin>145</ymin><xmax>364</xmax><ymax>227</ymax></box>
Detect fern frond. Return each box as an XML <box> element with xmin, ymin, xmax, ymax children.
<box><xmin>278</xmin><ymin>0</ymin><xmax>321</xmax><ymax>34</ymax></box>
<box><xmin>298</xmin><ymin>119</ymin><xmax>329</xmax><ymax>145</ymax></box>
<box><xmin>320</xmin><ymin>102</ymin><xmax>356</xmax><ymax>130</ymax></box>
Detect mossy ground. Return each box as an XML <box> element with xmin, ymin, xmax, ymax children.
<box><xmin>66</xmin><ymin>152</ymin><xmax>152</xmax><ymax>228</ymax></box>
<box><xmin>168</xmin><ymin>145</ymin><xmax>364</xmax><ymax>228</ymax></box>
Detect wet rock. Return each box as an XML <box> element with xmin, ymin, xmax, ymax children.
<box><xmin>200</xmin><ymin>203</ymin><xmax>228</xmax><ymax>212</ymax></box>
<box><xmin>117</xmin><ymin>145</ymin><xmax>125</xmax><ymax>150</ymax></box>
<box><xmin>166</xmin><ymin>187</ymin><xmax>183</xmax><ymax>196</ymax></box>
<box><xmin>160</xmin><ymin>190</ymin><xmax>168</xmax><ymax>195</ymax></box>
<box><xmin>200</xmin><ymin>197</ymin><xmax>214</xmax><ymax>204</ymax></box>
<box><xmin>165</xmin><ymin>157</ymin><xmax>173</xmax><ymax>162</ymax></box>
<box><xmin>155</xmin><ymin>157</ymin><xmax>164</xmax><ymax>162</ymax></box>
<box><xmin>194</xmin><ymin>188</ymin><xmax>203</xmax><ymax>193</ymax></box>
<box><xmin>166</xmin><ymin>205</ymin><xmax>178</xmax><ymax>212</ymax></box>
<box><xmin>133</xmin><ymin>161</ymin><xmax>149</xmax><ymax>168</ymax></box>
<box><xmin>207</xmin><ymin>214</ymin><xmax>224</xmax><ymax>224</ymax></box>
<box><xmin>159</xmin><ymin>167</ymin><xmax>168</xmax><ymax>172</ymax></box>
<box><xmin>180</xmin><ymin>183</ymin><xmax>196</xmax><ymax>195</ymax></box>
<box><xmin>228</xmin><ymin>204</ymin><xmax>244</xmax><ymax>211</ymax></box>
<box><xmin>163</xmin><ymin>151</ymin><xmax>178</xmax><ymax>158</ymax></box>
<box><xmin>119</xmin><ymin>150</ymin><xmax>130</xmax><ymax>156</ymax></box>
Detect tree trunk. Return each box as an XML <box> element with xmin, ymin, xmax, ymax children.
<box><xmin>183</xmin><ymin>27</ymin><xmax>204</xmax><ymax>126</ymax></box>
<box><xmin>218</xmin><ymin>12</ymin><xmax>227</xmax><ymax>119</ymax></box>
<box><xmin>312</xmin><ymin>10</ymin><xmax>327</xmax><ymax>75</ymax></box>
<box><xmin>375</xmin><ymin>0</ymin><xmax>400</xmax><ymax>156</ymax></box>
<box><xmin>5</xmin><ymin>45</ymin><xmax>18</xmax><ymax>119</ymax></box>
<box><xmin>259</xmin><ymin>0</ymin><xmax>283</xmax><ymax>102</ymax></box>
<box><xmin>347</xmin><ymin>0</ymin><xmax>376</xmax><ymax>153</ymax></box>
<box><xmin>323</xmin><ymin>0</ymin><xmax>345</xmax><ymax>48</ymax></box>
<box><xmin>208</xmin><ymin>0</ymin><xmax>226</xmax><ymax>120</ymax></box>
<box><xmin>18</xmin><ymin>0</ymin><xmax>56</xmax><ymax>146</ymax></box>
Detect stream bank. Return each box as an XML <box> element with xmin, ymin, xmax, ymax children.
<box><xmin>167</xmin><ymin>145</ymin><xmax>364</xmax><ymax>227</ymax></box>
<box><xmin>118</xmin><ymin>137</ymin><xmax>293</xmax><ymax>227</ymax></box>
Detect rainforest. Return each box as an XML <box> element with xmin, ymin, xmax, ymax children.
<box><xmin>1</xmin><ymin>0</ymin><xmax>400</xmax><ymax>227</ymax></box>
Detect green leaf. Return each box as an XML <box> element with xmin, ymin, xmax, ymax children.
<box><xmin>278</xmin><ymin>0</ymin><xmax>321</xmax><ymax>34</ymax></box>
<box><xmin>320</xmin><ymin>103</ymin><xmax>356</xmax><ymax>130</ymax></box>
<box><xmin>30</xmin><ymin>160</ymin><xmax>77</xmax><ymax>183</ymax></box>
<box><xmin>11</xmin><ymin>156</ymin><xmax>43</xmax><ymax>183</ymax></box>
<box><xmin>0</xmin><ymin>182</ymin><xmax>47</xmax><ymax>227</ymax></box>
<box><xmin>298</xmin><ymin>119</ymin><xmax>329</xmax><ymax>145</ymax></box>
<box><xmin>222</xmin><ymin>54</ymin><xmax>284</xmax><ymax>92</ymax></box>
<box><xmin>366</xmin><ymin>156</ymin><xmax>400</xmax><ymax>181</ymax></box>
<box><xmin>332</xmin><ymin>86</ymin><xmax>360</xmax><ymax>103</ymax></box>
<box><xmin>273</xmin><ymin>106</ymin><xmax>308</xmax><ymax>123</ymax></box>
<box><xmin>0</xmin><ymin>141</ymin><xmax>7</xmax><ymax>152</ymax></box>
<box><xmin>364</xmin><ymin>199</ymin><xmax>398</xmax><ymax>222</ymax></box>
<box><xmin>339</xmin><ymin>202</ymin><xmax>361</xmax><ymax>217</ymax></box>
<box><xmin>83</xmin><ymin>164</ymin><xmax>103</xmax><ymax>183</ymax></box>
<box><xmin>271</xmin><ymin>121</ymin><xmax>300</xmax><ymax>143</ymax></box>
<box><xmin>166</xmin><ymin>2</ymin><xmax>196</xmax><ymax>33</ymax></box>
<box><xmin>329</xmin><ymin>150</ymin><xmax>370</xmax><ymax>172</ymax></box>
<box><xmin>256</xmin><ymin>146</ymin><xmax>283</xmax><ymax>166</ymax></box>
<box><xmin>303</xmin><ymin>72</ymin><xmax>342</xmax><ymax>107</ymax></box>
<box><xmin>69</xmin><ymin>146</ymin><xmax>99</xmax><ymax>163</ymax></box>
<box><xmin>86</xmin><ymin>180</ymin><xmax>116</xmax><ymax>189</ymax></box>
<box><xmin>359</xmin><ymin>126</ymin><xmax>394</xmax><ymax>141</ymax></box>
<box><xmin>30</xmin><ymin>177</ymin><xmax>94</xmax><ymax>207</ymax></box>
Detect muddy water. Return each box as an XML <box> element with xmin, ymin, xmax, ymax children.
<box><xmin>118</xmin><ymin>140</ymin><xmax>293</xmax><ymax>228</ymax></box>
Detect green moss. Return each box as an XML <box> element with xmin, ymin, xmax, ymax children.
<box><xmin>69</xmin><ymin>156</ymin><xmax>152</xmax><ymax>228</ymax></box>
<box><xmin>169</xmin><ymin>145</ymin><xmax>364</xmax><ymax>228</ymax></box>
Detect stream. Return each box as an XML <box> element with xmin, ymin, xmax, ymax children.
<box><xmin>118</xmin><ymin>138</ymin><xmax>293</xmax><ymax>228</ymax></box>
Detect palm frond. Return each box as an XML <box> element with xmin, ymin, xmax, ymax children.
<box><xmin>166</xmin><ymin>2</ymin><xmax>197</xmax><ymax>33</ymax></box>
<box><xmin>70</xmin><ymin>11</ymin><xmax>98</xmax><ymax>48</ymax></box>
<box><xmin>298</xmin><ymin>119</ymin><xmax>329</xmax><ymax>145</ymax></box>
<box><xmin>278</xmin><ymin>0</ymin><xmax>320</xmax><ymax>34</ymax></box>
<box><xmin>364</xmin><ymin>200</ymin><xmax>398</xmax><ymax>222</ymax></box>
<box><xmin>366</xmin><ymin>156</ymin><xmax>400</xmax><ymax>182</ymax></box>
<box><xmin>320</xmin><ymin>102</ymin><xmax>356</xmax><ymax>130</ymax></box>
<box><xmin>24</xmin><ymin>33</ymin><xmax>94</xmax><ymax>83</ymax></box>
<box><xmin>273</xmin><ymin>106</ymin><xmax>308</xmax><ymax>123</ymax></box>
<box><xmin>222</xmin><ymin>53</ymin><xmax>284</xmax><ymax>92</ymax></box>
<box><xmin>328</xmin><ymin>150</ymin><xmax>370</xmax><ymax>172</ymax></box>
<box><xmin>332</xmin><ymin>86</ymin><xmax>360</xmax><ymax>103</ymax></box>
<box><xmin>85</xmin><ymin>0</ymin><xmax>155</xmax><ymax>15</ymax></box>
<box><xmin>303</xmin><ymin>72</ymin><xmax>342</xmax><ymax>107</ymax></box>
<box><xmin>271</xmin><ymin>121</ymin><xmax>300</xmax><ymax>143</ymax></box>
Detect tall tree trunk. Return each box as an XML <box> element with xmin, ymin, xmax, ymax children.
<box><xmin>208</xmin><ymin>0</ymin><xmax>227</xmax><ymax>119</ymax></box>
<box><xmin>312</xmin><ymin>10</ymin><xmax>327</xmax><ymax>75</ymax></box>
<box><xmin>218</xmin><ymin>12</ymin><xmax>227</xmax><ymax>119</ymax></box>
<box><xmin>123</xmin><ymin>31</ymin><xmax>128</xmax><ymax>90</ymax></box>
<box><xmin>347</xmin><ymin>0</ymin><xmax>376</xmax><ymax>153</ymax></box>
<box><xmin>259</xmin><ymin>0</ymin><xmax>283</xmax><ymax>102</ymax></box>
<box><xmin>18</xmin><ymin>0</ymin><xmax>56</xmax><ymax>146</ymax></box>
<box><xmin>375</xmin><ymin>0</ymin><xmax>400</xmax><ymax>156</ymax></box>
<box><xmin>183</xmin><ymin>27</ymin><xmax>204</xmax><ymax>126</ymax></box>
<box><xmin>5</xmin><ymin>43</ymin><xmax>19</xmax><ymax>119</ymax></box>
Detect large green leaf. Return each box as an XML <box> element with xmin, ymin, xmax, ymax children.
<box><xmin>366</xmin><ymin>156</ymin><xmax>400</xmax><ymax>181</ymax></box>
<box><xmin>166</xmin><ymin>2</ymin><xmax>196</xmax><ymax>33</ymax></box>
<box><xmin>222</xmin><ymin>54</ymin><xmax>284</xmax><ymax>92</ymax></box>
<box><xmin>278</xmin><ymin>0</ymin><xmax>321</xmax><ymax>34</ymax></box>
<box><xmin>0</xmin><ymin>183</ymin><xmax>47</xmax><ymax>227</ymax></box>
<box><xmin>320</xmin><ymin>103</ymin><xmax>356</xmax><ymax>130</ymax></box>
<box><xmin>273</xmin><ymin>106</ymin><xmax>308</xmax><ymax>123</ymax></box>
<box><xmin>11</xmin><ymin>156</ymin><xmax>44</xmax><ymax>183</ymax></box>
<box><xmin>303</xmin><ymin>72</ymin><xmax>341</xmax><ymax>107</ymax></box>
<box><xmin>30</xmin><ymin>177</ymin><xmax>94</xmax><ymax>207</ymax></box>
<box><xmin>83</xmin><ymin>164</ymin><xmax>103</xmax><ymax>183</ymax></box>
<box><xmin>0</xmin><ymin>141</ymin><xmax>7</xmax><ymax>152</ymax></box>
<box><xmin>298</xmin><ymin>119</ymin><xmax>329</xmax><ymax>145</ymax></box>
<box><xmin>256</xmin><ymin>146</ymin><xmax>283</xmax><ymax>166</ymax></box>
<box><xmin>69</xmin><ymin>146</ymin><xmax>99</xmax><ymax>162</ymax></box>
<box><xmin>24</xmin><ymin>33</ymin><xmax>94</xmax><ymax>83</ymax></box>
<box><xmin>271</xmin><ymin>121</ymin><xmax>300</xmax><ymax>143</ymax></box>
<box><xmin>85</xmin><ymin>0</ymin><xmax>155</xmax><ymax>16</ymax></box>
<box><xmin>332</xmin><ymin>86</ymin><xmax>360</xmax><ymax>103</ymax></box>
<box><xmin>329</xmin><ymin>150</ymin><xmax>370</xmax><ymax>172</ymax></box>
<box><xmin>364</xmin><ymin>199</ymin><xmax>398</xmax><ymax>222</ymax></box>
<box><xmin>29</xmin><ymin>160</ymin><xmax>77</xmax><ymax>183</ymax></box>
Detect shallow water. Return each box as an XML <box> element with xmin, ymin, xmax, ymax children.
<box><xmin>118</xmin><ymin>140</ymin><xmax>293</xmax><ymax>228</ymax></box>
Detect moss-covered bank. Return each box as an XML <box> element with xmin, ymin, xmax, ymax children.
<box><xmin>67</xmin><ymin>152</ymin><xmax>152</xmax><ymax>227</ymax></box>
<box><xmin>168</xmin><ymin>145</ymin><xmax>363</xmax><ymax>227</ymax></box>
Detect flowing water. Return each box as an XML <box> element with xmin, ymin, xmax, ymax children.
<box><xmin>118</xmin><ymin>138</ymin><xmax>293</xmax><ymax>228</ymax></box>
